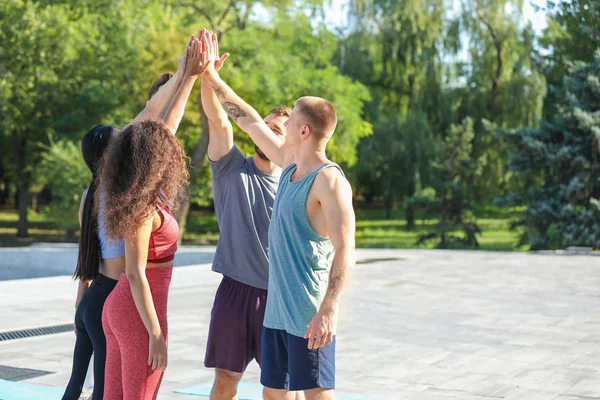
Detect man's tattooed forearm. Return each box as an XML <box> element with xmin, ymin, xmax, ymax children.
<box><xmin>212</xmin><ymin>86</ymin><xmax>226</xmax><ymax>99</ymax></box>
<box><xmin>221</xmin><ymin>102</ymin><xmax>247</xmax><ymax>123</ymax></box>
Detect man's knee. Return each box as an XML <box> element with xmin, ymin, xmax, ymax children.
<box><xmin>303</xmin><ymin>388</ymin><xmax>334</xmax><ymax>400</ymax></box>
<box><xmin>263</xmin><ymin>387</ymin><xmax>295</xmax><ymax>400</ymax></box>
<box><xmin>263</xmin><ymin>387</ymin><xmax>278</xmax><ymax>400</ymax></box>
<box><xmin>214</xmin><ymin>368</ymin><xmax>242</xmax><ymax>388</ymax></box>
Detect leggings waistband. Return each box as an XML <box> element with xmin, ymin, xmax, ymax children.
<box><xmin>94</xmin><ymin>273</ymin><xmax>118</xmax><ymax>290</ymax></box>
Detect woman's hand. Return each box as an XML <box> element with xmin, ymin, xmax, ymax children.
<box><xmin>176</xmin><ymin>40</ymin><xmax>189</xmax><ymax>80</ymax></box>
<box><xmin>148</xmin><ymin>333</ymin><xmax>168</xmax><ymax>371</ymax></box>
<box><xmin>185</xmin><ymin>34</ymin><xmax>208</xmax><ymax>78</ymax></box>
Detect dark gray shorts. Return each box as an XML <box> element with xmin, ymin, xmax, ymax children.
<box><xmin>204</xmin><ymin>276</ymin><xmax>267</xmax><ymax>373</ymax></box>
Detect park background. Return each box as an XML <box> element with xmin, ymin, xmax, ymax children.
<box><xmin>0</xmin><ymin>0</ymin><xmax>598</xmax><ymax>252</ymax></box>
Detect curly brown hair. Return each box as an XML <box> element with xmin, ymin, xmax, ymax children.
<box><xmin>96</xmin><ymin>120</ymin><xmax>189</xmax><ymax>241</ymax></box>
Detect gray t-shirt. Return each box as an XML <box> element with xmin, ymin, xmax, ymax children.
<box><xmin>210</xmin><ymin>145</ymin><xmax>279</xmax><ymax>289</ymax></box>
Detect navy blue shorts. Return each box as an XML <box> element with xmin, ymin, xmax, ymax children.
<box><xmin>260</xmin><ymin>327</ymin><xmax>335</xmax><ymax>391</ymax></box>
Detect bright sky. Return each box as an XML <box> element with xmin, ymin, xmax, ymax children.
<box><xmin>324</xmin><ymin>0</ymin><xmax>548</xmax><ymax>34</ymax></box>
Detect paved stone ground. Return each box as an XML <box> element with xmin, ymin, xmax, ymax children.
<box><xmin>0</xmin><ymin>248</ymin><xmax>599</xmax><ymax>399</ymax></box>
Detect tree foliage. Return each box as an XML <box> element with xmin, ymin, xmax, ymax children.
<box><xmin>410</xmin><ymin>118</ymin><xmax>483</xmax><ymax>248</ymax></box>
<box><xmin>500</xmin><ymin>53</ymin><xmax>600</xmax><ymax>249</ymax></box>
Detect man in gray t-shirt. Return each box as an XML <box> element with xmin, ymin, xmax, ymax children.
<box><xmin>200</xmin><ymin>39</ymin><xmax>293</xmax><ymax>399</ymax></box>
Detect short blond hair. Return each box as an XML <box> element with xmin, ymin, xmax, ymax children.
<box><xmin>294</xmin><ymin>96</ymin><xmax>337</xmax><ymax>141</ymax></box>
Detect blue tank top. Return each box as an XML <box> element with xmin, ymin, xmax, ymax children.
<box><xmin>263</xmin><ymin>163</ymin><xmax>340</xmax><ymax>337</ymax></box>
<box><xmin>85</xmin><ymin>189</ymin><xmax>125</xmax><ymax>259</ymax></box>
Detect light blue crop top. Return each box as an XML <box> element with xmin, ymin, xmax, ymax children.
<box><xmin>84</xmin><ymin>189</ymin><xmax>125</xmax><ymax>259</ymax></box>
<box><xmin>98</xmin><ymin>215</ymin><xmax>125</xmax><ymax>259</ymax></box>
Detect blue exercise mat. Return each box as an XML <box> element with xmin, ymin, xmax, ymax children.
<box><xmin>174</xmin><ymin>381</ymin><xmax>390</xmax><ymax>400</ymax></box>
<box><xmin>174</xmin><ymin>381</ymin><xmax>264</xmax><ymax>399</ymax></box>
<box><xmin>0</xmin><ymin>379</ymin><xmax>63</xmax><ymax>400</ymax></box>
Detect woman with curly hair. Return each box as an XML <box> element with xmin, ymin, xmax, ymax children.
<box><xmin>99</xmin><ymin>34</ymin><xmax>208</xmax><ymax>399</ymax></box>
<box><xmin>62</xmin><ymin>35</ymin><xmax>199</xmax><ymax>400</ymax></box>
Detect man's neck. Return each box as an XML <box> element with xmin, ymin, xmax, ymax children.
<box><xmin>292</xmin><ymin>148</ymin><xmax>329</xmax><ymax>179</ymax></box>
<box><xmin>253</xmin><ymin>155</ymin><xmax>281</xmax><ymax>176</ymax></box>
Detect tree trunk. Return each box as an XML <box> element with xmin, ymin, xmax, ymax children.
<box><xmin>16</xmin><ymin>186</ymin><xmax>29</xmax><ymax>237</ymax></box>
<box><xmin>384</xmin><ymin>163</ymin><xmax>393</xmax><ymax>219</ymax></box>
<box><xmin>384</xmin><ymin>191</ymin><xmax>393</xmax><ymax>220</ymax></box>
<box><xmin>0</xmin><ymin>164</ymin><xmax>7</xmax><ymax>205</ymax></box>
<box><xmin>13</xmin><ymin>135</ymin><xmax>29</xmax><ymax>237</ymax></box>
<box><xmin>176</xmin><ymin>93</ymin><xmax>211</xmax><ymax>243</ymax></box>
<box><xmin>439</xmin><ymin>189</ymin><xmax>450</xmax><ymax>248</ymax></box>
<box><xmin>476</xmin><ymin>0</ymin><xmax>502</xmax><ymax>116</ymax></box>
<box><xmin>405</xmin><ymin>204</ymin><xmax>415</xmax><ymax>230</ymax></box>
<box><xmin>405</xmin><ymin>176</ymin><xmax>416</xmax><ymax>230</ymax></box>
<box><xmin>0</xmin><ymin>178</ymin><xmax>9</xmax><ymax>205</ymax></box>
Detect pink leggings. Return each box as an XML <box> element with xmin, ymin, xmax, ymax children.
<box><xmin>102</xmin><ymin>266</ymin><xmax>172</xmax><ymax>400</ymax></box>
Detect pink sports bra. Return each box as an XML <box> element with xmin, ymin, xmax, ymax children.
<box><xmin>147</xmin><ymin>203</ymin><xmax>178</xmax><ymax>264</ymax></box>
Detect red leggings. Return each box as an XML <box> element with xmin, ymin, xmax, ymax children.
<box><xmin>102</xmin><ymin>266</ymin><xmax>172</xmax><ymax>400</ymax></box>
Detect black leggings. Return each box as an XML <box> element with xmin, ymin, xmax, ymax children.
<box><xmin>62</xmin><ymin>274</ymin><xmax>117</xmax><ymax>400</ymax></box>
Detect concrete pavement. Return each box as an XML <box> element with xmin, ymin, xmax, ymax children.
<box><xmin>0</xmin><ymin>248</ymin><xmax>599</xmax><ymax>399</ymax></box>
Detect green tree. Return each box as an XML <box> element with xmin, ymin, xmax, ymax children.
<box><xmin>453</xmin><ymin>0</ymin><xmax>546</xmax><ymax>205</ymax></box>
<box><xmin>410</xmin><ymin>118</ymin><xmax>484</xmax><ymax>248</ymax></box>
<box><xmin>500</xmin><ymin>52</ymin><xmax>600</xmax><ymax>249</ymax></box>
<box><xmin>35</xmin><ymin>139</ymin><xmax>90</xmax><ymax>239</ymax></box>
<box><xmin>342</xmin><ymin>0</ymin><xmax>447</xmax><ymax>227</ymax></box>
<box><xmin>538</xmin><ymin>0</ymin><xmax>600</xmax><ymax>119</ymax></box>
<box><xmin>343</xmin><ymin>0</ymin><xmax>545</xmax><ymax>228</ymax></box>
<box><xmin>0</xmin><ymin>0</ymin><xmax>148</xmax><ymax>236</ymax></box>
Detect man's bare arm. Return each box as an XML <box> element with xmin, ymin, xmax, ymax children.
<box><xmin>318</xmin><ymin>169</ymin><xmax>356</xmax><ymax>314</ymax></box>
<box><xmin>303</xmin><ymin>167</ymin><xmax>356</xmax><ymax>350</ymax></box>
<box><xmin>202</xmin><ymin>70</ymin><xmax>286</xmax><ymax>167</ymax></box>
<box><xmin>200</xmin><ymin>32</ymin><xmax>233</xmax><ymax>161</ymax></box>
<box><xmin>203</xmin><ymin>75</ymin><xmax>234</xmax><ymax>161</ymax></box>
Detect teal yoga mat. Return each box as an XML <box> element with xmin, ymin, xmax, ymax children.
<box><xmin>0</xmin><ymin>379</ymin><xmax>64</xmax><ymax>400</ymax></box>
<box><xmin>174</xmin><ymin>381</ymin><xmax>391</xmax><ymax>400</ymax></box>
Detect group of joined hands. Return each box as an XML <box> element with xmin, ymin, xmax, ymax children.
<box><xmin>177</xmin><ymin>28</ymin><xmax>230</xmax><ymax>80</ymax></box>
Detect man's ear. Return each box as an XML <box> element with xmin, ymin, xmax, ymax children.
<box><xmin>301</xmin><ymin>125</ymin><xmax>311</xmax><ymax>139</ymax></box>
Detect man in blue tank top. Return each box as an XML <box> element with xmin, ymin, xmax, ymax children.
<box><xmin>200</xmin><ymin>30</ymin><xmax>356</xmax><ymax>400</ymax></box>
<box><xmin>198</xmin><ymin>33</ymin><xmax>301</xmax><ymax>400</ymax></box>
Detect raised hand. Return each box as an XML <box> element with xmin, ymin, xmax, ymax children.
<box><xmin>176</xmin><ymin>36</ymin><xmax>193</xmax><ymax>78</ymax></box>
<box><xmin>199</xmin><ymin>29</ymin><xmax>228</xmax><ymax>76</ymax></box>
<box><xmin>196</xmin><ymin>29</ymin><xmax>229</xmax><ymax>73</ymax></box>
<box><xmin>185</xmin><ymin>34</ymin><xmax>208</xmax><ymax>77</ymax></box>
<box><xmin>208</xmin><ymin>31</ymin><xmax>229</xmax><ymax>72</ymax></box>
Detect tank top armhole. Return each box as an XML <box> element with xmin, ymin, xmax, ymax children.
<box><xmin>301</xmin><ymin>163</ymin><xmax>341</xmax><ymax>241</ymax></box>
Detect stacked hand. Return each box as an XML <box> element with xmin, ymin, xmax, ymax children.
<box><xmin>199</xmin><ymin>29</ymin><xmax>229</xmax><ymax>73</ymax></box>
<box><xmin>183</xmin><ymin>33</ymin><xmax>207</xmax><ymax>77</ymax></box>
<box><xmin>176</xmin><ymin>38</ymin><xmax>189</xmax><ymax>77</ymax></box>
<box><xmin>176</xmin><ymin>28</ymin><xmax>229</xmax><ymax>78</ymax></box>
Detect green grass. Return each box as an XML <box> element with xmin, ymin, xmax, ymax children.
<box><xmin>0</xmin><ymin>208</ymin><xmax>525</xmax><ymax>251</ymax></box>
<box><xmin>354</xmin><ymin>211</ymin><xmax>525</xmax><ymax>251</ymax></box>
<box><xmin>182</xmin><ymin>210</ymin><xmax>220</xmax><ymax>245</ymax></box>
<box><xmin>0</xmin><ymin>208</ymin><xmax>66</xmax><ymax>246</ymax></box>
